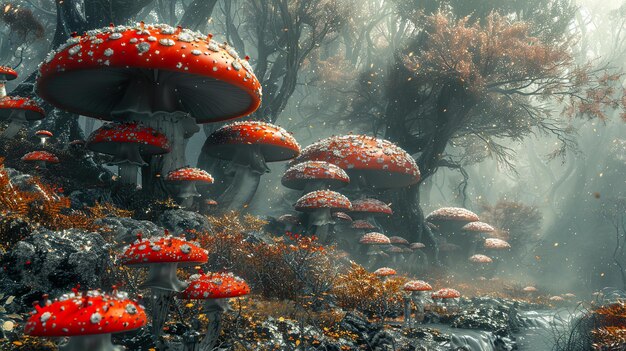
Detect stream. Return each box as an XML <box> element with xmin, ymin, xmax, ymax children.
<box><xmin>421</xmin><ymin>308</ymin><xmax>580</xmax><ymax>351</ymax></box>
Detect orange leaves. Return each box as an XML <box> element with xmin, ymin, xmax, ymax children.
<box><xmin>406</xmin><ymin>12</ymin><xmax>572</xmax><ymax>94</ymax></box>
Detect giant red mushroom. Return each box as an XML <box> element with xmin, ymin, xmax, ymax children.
<box><xmin>0</xmin><ymin>66</ymin><xmax>17</xmax><ymax>98</ymax></box>
<box><xmin>294</xmin><ymin>189</ymin><xmax>352</xmax><ymax>242</ymax></box>
<box><xmin>179</xmin><ymin>272</ymin><xmax>250</xmax><ymax>351</ymax></box>
<box><xmin>21</xmin><ymin>150</ymin><xmax>59</xmax><ymax>170</ymax></box>
<box><xmin>0</xmin><ymin>96</ymin><xmax>45</xmax><ymax>139</ymax></box>
<box><xmin>281</xmin><ymin>160</ymin><xmax>350</xmax><ymax>194</ymax></box>
<box><xmin>202</xmin><ymin>121</ymin><xmax>300</xmax><ymax>210</ymax></box>
<box><xmin>36</xmin><ymin>23</ymin><xmax>261</xmax><ymax>179</ymax></box>
<box><xmin>87</xmin><ymin>122</ymin><xmax>170</xmax><ymax>185</ymax></box>
<box><xmin>165</xmin><ymin>167</ymin><xmax>214</xmax><ymax>208</ymax></box>
<box><xmin>120</xmin><ymin>234</ymin><xmax>208</xmax><ymax>340</ymax></box>
<box><xmin>24</xmin><ymin>289</ymin><xmax>147</xmax><ymax>351</ymax></box>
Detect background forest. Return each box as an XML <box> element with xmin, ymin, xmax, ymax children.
<box><xmin>1</xmin><ymin>0</ymin><xmax>625</xmax><ymax>295</ymax></box>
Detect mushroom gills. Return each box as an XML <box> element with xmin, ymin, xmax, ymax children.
<box><xmin>59</xmin><ymin>334</ymin><xmax>122</xmax><ymax>351</ymax></box>
<box><xmin>141</xmin><ymin>262</ymin><xmax>188</xmax><ymax>292</ymax></box>
<box><xmin>217</xmin><ymin>146</ymin><xmax>268</xmax><ymax>210</ymax></box>
<box><xmin>0</xmin><ymin>110</ymin><xmax>27</xmax><ymax>139</ymax></box>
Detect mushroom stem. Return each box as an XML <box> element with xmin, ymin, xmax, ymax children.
<box><xmin>141</xmin><ymin>262</ymin><xmax>188</xmax><ymax>292</ymax></box>
<box><xmin>199</xmin><ymin>299</ymin><xmax>229</xmax><ymax>351</ymax></box>
<box><xmin>150</xmin><ymin>289</ymin><xmax>175</xmax><ymax>341</ymax></box>
<box><xmin>218</xmin><ymin>146</ymin><xmax>269</xmax><ymax>210</ymax></box>
<box><xmin>0</xmin><ymin>110</ymin><xmax>27</xmax><ymax>139</ymax></box>
<box><xmin>302</xmin><ymin>180</ymin><xmax>330</xmax><ymax>194</ymax></box>
<box><xmin>218</xmin><ymin>163</ymin><xmax>262</xmax><ymax>211</ymax></box>
<box><xmin>172</xmin><ymin>181</ymin><xmax>200</xmax><ymax>208</ymax></box>
<box><xmin>139</xmin><ymin>112</ymin><xmax>199</xmax><ymax>175</ymax></box>
<box><xmin>59</xmin><ymin>333</ymin><xmax>120</xmax><ymax>351</ymax></box>
<box><xmin>0</xmin><ymin>81</ymin><xmax>6</xmax><ymax>98</ymax></box>
<box><xmin>116</xmin><ymin>163</ymin><xmax>139</xmax><ymax>185</ymax></box>
<box><xmin>308</xmin><ymin>208</ymin><xmax>334</xmax><ymax>243</ymax></box>
<box><xmin>403</xmin><ymin>295</ymin><xmax>412</xmax><ymax>329</ymax></box>
<box><xmin>411</xmin><ymin>293</ymin><xmax>425</xmax><ymax>322</ymax></box>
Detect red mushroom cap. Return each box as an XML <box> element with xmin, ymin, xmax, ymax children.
<box><xmin>359</xmin><ymin>232</ymin><xmax>390</xmax><ymax>245</ymax></box>
<box><xmin>120</xmin><ymin>235</ymin><xmax>208</xmax><ymax>266</ymax></box>
<box><xmin>373</xmin><ymin>267</ymin><xmax>396</xmax><ymax>277</ymax></box>
<box><xmin>426</xmin><ymin>207</ymin><xmax>479</xmax><ymax>223</ymax></box>
<box><xmin>388</xmin><ymin>236</ymin><xmax>409</xmax><ymax>245</ymax></box>
<box><xmin>462</xmin><ymin>222</ymin><xmax>495</xmax><ymax>233</ymax></box>
<box><xmin>351</xmin><ymin>220</ymin><xmax>377</xmax><ymax>230</ymax></box>
<box><xmin>21</xmin><ymin>151</ymin><xmax>59</xmax><ymax>164</ymax></box>
<box><xmin>204</xmin><ymin>121</ymin><xmax>300</xmax><ymax>162</ymax></box>
<box><xmin>205</xmin><ymin>199</ymin><xmax>218</xmax><ymax>206</ymax></box>
<box><xmin>403</xmin><ymin>280</ymin><xmax>433</xmax><ymax>292</ymax></box>
<box><xmin>351</xmin><ymin>198</ymin><xmax>393</xmax><ymax>216</ymax></box>
<box><xmin>409</xmin><ymin>242</ymin><xmax>426</xmax><ymax>250</ymax></box>
<box><xmin>292</xmin><ymin>135</ymin><xmax>420</xmax><ymax>188</ymax></box>
<box><xmin>484</xmin><ymin>238</ymin><xmax>511</xmax><ymax>250</ymax></box>
<box><xmin>332</xmin><ymin>211</ymin><xmax>353</xmax><ymax>223</ymax></box>
<box><xmin>24</xmin><ymin>290</ymin><xmax>146</xmax><ymax>336</ymax></box>
<box><xmin>0</xmin><ymin>96</ymin><xmax>45</xmax><ymax>121</ymax></box>
<box><xmin>0</xmin><ymin>66</ymin><xmax>17</xmax><ymax>81</ymax></box>
<box><xmin>432</xmin><ymin>288</ymin><xmax>461</xmax><ymax>299</ymax></box>
<box><xmin>87</xmin><ymin>122</ymin><xmax>170</xmax><ymax>156</ymax></box>
<box><xmin>37</xmin><ymin>24</ymin><xmax>261</xmax><ymax>123</ymax></box>
<box><xmin>469</xmin><ymin>254</ymin><xmax>493</xmax><ymax>263</ymax></box>
<box><xmin>281</xmin><ymin>161</ymin><xmax>350</xmax><ymax>190</ymax></box>
<box><xmin>35</xmin><ymin>130</ymin><xmax>53</xmax><ymax>138</ymax></box>
<box><xmin>179</xmin><ymin>272</ymin><xmax>250</xmax><ymax>300</ymax></box>
<box><xmin>69</xmin><ymin>139</ymin><xmax>85</xmax><ymax>146</ymax></box>
<box><xmin>294</xmin><ymin>190</ymin><xmax>352</xmax><ymax>212</ymax></box>
<box><xmin>165</xmin><ymin>167</ymin><xmax>214</xmax><ymax>184</ymax></box>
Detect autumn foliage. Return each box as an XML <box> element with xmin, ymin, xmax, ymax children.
<box><xmin>0</xmin><ymin>158</ymin><xmax>131</xmax><ymax>250</ymax></box>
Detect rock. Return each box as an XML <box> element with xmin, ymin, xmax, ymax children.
<box><xmin>95</xmin><ymin>216</ymin><xmax>164</xmax><ymax>244</ymax></box>
<box><xmin>156</xmin><ymin>209</ymin><xmax>212</xmax><ymax>237</ymax></box>
<box><xmin>69</xmin><ymin>188</ymin><xmax>113</xmax><ymax>209</ymax></box>
<box><xmin>0</xmin><ymin>228</ymin><xmax>111</xmax><ymax>311</ymax></box>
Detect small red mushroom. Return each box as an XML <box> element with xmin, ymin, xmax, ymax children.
<box><xmin>21</xmin><ymin>151</ymin><xmax>59</xmax><ymax>169</ymax></box>
<box><xmin>24</xmin><ymin>290</ymin><xmax>146</xmax><ymax>351</ymax></box>
<box><xmin>431</xmin><ymin>288</ymin><xmax>461</xmax><ymax>310</ymax></box>
<box><xmin>34</xmin><ymin>130</ymin><xmax>53</xmax><ymax>145</ymax></box>
<box><xmin>0</xmin><ymin>66</ymin><xmax>17</xmax><ymax>98</ymax></box>
<box><xmin>294</xmin><ymin>190</ymin><xmax>352</xmax><ymax>242</ymax></box>
<box><xmin>373</xmin><ymin>267</ymin><xmax>396</xmax><ymax>277</ymax></box>
<box><xmin>203</xmin><ymin>121</ymin><xmax>300</xmax><ymax>210</ymax></box>
<box><xmin>87</xmin><ymin>122</ymin><xmax>170</xmax><ymax>185</ymax></box>
<box><xmin>179</xmin><ymin>272</ymin><xmax>250</xmax><ymax>350</ymax></box>
<box><xmin>165</xmin><ymin>167</ymin><xmax>214</xmax><ymax>208</ymax></box>
<box><xmin>0</xmin><ymin>96</ymin><xmax>45</xmax><ymax>139</ymax></box>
